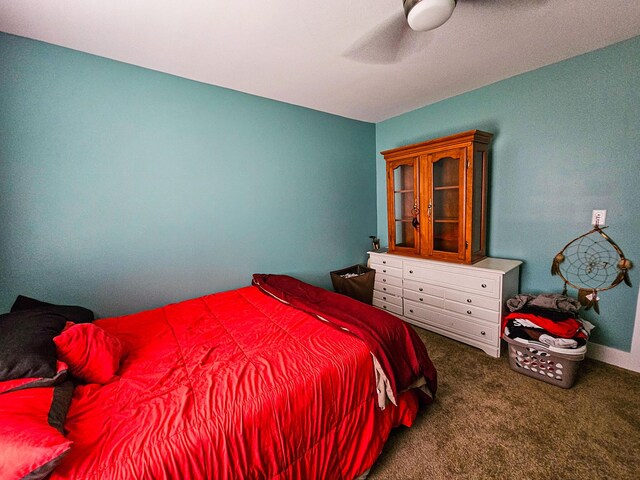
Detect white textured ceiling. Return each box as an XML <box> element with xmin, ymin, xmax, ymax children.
<box><xmin>1</xmin><ymin>0</ymin><xmax>639</xmax><ymax>122</ymax></box>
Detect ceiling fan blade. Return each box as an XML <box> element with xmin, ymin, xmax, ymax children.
<box><xmin>343</xmin><ymin>12</ymin><xmax>426</xmax><ymax>65</ymax></box>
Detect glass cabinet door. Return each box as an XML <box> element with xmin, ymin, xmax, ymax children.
<box><xmin>432</xmin><ymin>155</ymin><xmax>459</xmax><ymax>254</ymax></box>
<box><xmin>387</xmin><ymin>159</ymin><xmax>419</xmax><ymax>253</ymax></box>
<box><xmin>425</xmin><ymin>148</ymin><xmax>466</xmax><ymax>259</ymax></box>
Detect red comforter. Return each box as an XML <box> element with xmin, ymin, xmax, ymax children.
<box><xmin>52</xmin><ymin>284</ymin><xmax>436</xmax><ymax>479</ymax></box>
<box><xmin>252</xmin><ymin>274</ymin><xmax>437</xmax><ymax>406</ymax></box>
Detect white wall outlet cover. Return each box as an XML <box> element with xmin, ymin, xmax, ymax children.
<box><xmin>592</xmin><ymin>209</ymin><xmax>607</xmax><ymax>226</ymax></box>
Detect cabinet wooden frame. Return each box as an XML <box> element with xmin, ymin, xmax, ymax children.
<box><xmin>382</xmin><ymin>130</ymin><xmax>492</xmax><ymax>265</ymax></box>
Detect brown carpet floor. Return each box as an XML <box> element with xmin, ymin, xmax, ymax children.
<box><xmin>368</xmin><ymin>327</ymin><xmax>640</xmax><ymax>480</ymax></box>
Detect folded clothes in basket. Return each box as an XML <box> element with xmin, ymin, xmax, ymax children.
<box><xmin>509</xmin><ymin>335</ymin><xmax>587</xmax><ymax>356</ymax></box>
<box><xmin>503</xmin><ymin>314</ymin><xmax>589</xmax><ymax>339</ymax></box>
<box><xmin>506</xmin><ymin>293</ymin><xmax>581</xmax><ymax>314</ymax></box>
<box><xmin>503</xmin><ymin>318</ymin><xmax>594</xmax><ymax>350</ymax></box>
<box><xmin>539</xmin><ymin>334</ymin><xmax>579</xmax><ymax>349</ymax></box>
<box><xmin>504</xmin><ymin>321</ymin><xmax>583</xmax><ymax>345</ymax></box>
<box><xmin>503</xmin><ymin>294</ymin><xmax>594</xmax><ymax>353</ymax></box>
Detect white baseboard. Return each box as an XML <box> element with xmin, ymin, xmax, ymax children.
<box><xmin>586</xmin><ymin>291</ymin><xmax>640</xmax><ymax>373</ymax></box>
<box><xmin>587</xmin><ymin>342</ymin><xmax>640</xmax><ymax>373</ymax></box>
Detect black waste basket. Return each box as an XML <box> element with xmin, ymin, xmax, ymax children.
<box><xmin>330</xmin><ymin>264</ymin><xmax>375</xmax><ymax>305</ymax></box>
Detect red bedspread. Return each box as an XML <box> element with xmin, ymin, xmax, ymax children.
<box><xmin>252</xmin><ymin>274</ymin><xmax>437</xmax><ymax>406</ymax></box>
<box><xmin>52</xmin><ymin>285</ymin><xmax>432</xmax><ymax>479</ymax></box>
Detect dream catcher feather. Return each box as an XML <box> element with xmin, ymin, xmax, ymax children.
<box><xmin>551</xmin><ymin>225</ymin><xmax>633</xmax><ymax>313</ymax></box>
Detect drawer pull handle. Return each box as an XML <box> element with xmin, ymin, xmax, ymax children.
<box><xmin>419</xmin><ymin>287</ymin><xmax>424</xmax><ymax>292</ymax></box>
<box><xmin>481</xmin><ymin>331</ymin><xmax>486</xmax><ymax>335</ymax></box>
<box><xmin>383</xmin><ymin>287</ymin><xmax>387</xmax><ymax>291</ymax></box>
<box><xmin>409</xmin><ymin>309</ymin><xmax>414</xmax><ymax>313</ymax></box>
<box><xmin>383</xmin><ymin>269</ymin><xmax>386</xmax><ymax>273</ymax></box>
<box><xmin>382</xmin><ymin>296</ymin><xmax>387</xmax><ymax>300</ymax></box>
<box><xmin>382</xmin><ymin>279</ymin><xmax>386</xmax><ymax>283</ymax></box>
<box><xmin>409</xmin><ymin>270</ymin><xmax>414</xmax><ymax>274</ymax></box>
<box><xmin>467</xmin><ymin>310</ymin><xmax>472</xmax><ymax>315</ymax></box>
<box><xmin>481</xmin><ymin>284</ymin><xmax>487</xmax><ymax>288</ymax></box>
<box><xmin>467</xmin><ymin>299</ymin><xmax>472</xmax><ymax>303</ymax></box>
<box><xmin>382</xmin><ymin>305</ymin><xmax>387</xmax><ymax>310</ymax></box>
<box><xmin>383</xmin><ymin>261</ymin><xmax>386</xmax><ymax>264</ymax></box>
<box><xmin>419</xmin><ymin>298</ymin><xmax>424</xmax><ymax>302</ymax></box>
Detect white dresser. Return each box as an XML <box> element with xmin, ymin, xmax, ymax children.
<box><xmin>369</xmin><ymin>252</ymin><xmax>521</xmax><ymax>358</ymax></box>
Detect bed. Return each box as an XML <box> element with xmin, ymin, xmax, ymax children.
<box><xmin>0</xmin><ymin>274</ymin><xmax>437</xmax><ymax>479</ymax></box>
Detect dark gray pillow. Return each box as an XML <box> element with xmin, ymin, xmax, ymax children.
<box><xmin>11</xmin><ymin>295</ymin><xmax>94</xmax><ymax>324</ymax></box>
<box><xmin>0</xmin><ymin>310</ymin><xmax>68</xmax><ymax>381</ymax></box>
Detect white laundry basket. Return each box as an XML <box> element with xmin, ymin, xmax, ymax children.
<box><xmin>504</xmin><ymin>336</ymin><xmax>586</xmax><ymax>389</ymax></box>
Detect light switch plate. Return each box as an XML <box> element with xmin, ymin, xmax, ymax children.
<box><xmin>592</xmin><ymin>209</ymin><xmax>607</xmax><ymax>226</ymax></box>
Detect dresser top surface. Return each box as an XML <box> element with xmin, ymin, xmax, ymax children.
<box><xmin>368</xmin><ymin>251</ymin><xmax>522</xmax><ymax>275</ymax></box>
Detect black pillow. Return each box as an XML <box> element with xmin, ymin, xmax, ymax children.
<box><xmin>0</xmin><ymin>310</ymin><xmax>68</xmax><ymax>381</ymax></box>
<box><xmin>11</xmin><ymin>295</ymin><xmax>94</xmax><ymax>324</ymax></box>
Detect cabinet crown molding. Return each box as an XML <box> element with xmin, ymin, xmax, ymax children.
<box><xmin>381</xmin><ymin>129</ymin><xmax>493</xmax><ymax>160</ymax></box>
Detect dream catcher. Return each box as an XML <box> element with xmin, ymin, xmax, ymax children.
<box><xmin>551</xmin><ymin>225</ymin><xmax>633</xmax><ymax>313</ymax></box>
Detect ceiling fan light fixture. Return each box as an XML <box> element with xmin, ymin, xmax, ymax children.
<box><xmin>403</xmin><ymin>0</ymin><xmax>457</xmax><ymax>32</ymax></box>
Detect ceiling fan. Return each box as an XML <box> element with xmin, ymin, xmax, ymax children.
<box><xmin>343</xmin><ymin>0</ymin><xmax>457</xmax><ymax>64</ymax></box>
<box><xmin>344</xmin><ymin>0</ymin><xmax>549</xmax><ymax>64</ymax></box>
<box><xmin>404</xmin><ymin>0</ymin><xmax>458</xmax><ymax>32</ymax></box>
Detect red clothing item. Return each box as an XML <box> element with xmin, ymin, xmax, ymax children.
<box><xmin>503</xmin><ymin>312</ymin><xmax>587</xmax><ymax>339</ymax></box>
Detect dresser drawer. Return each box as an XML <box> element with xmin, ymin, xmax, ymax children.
<box><xmin>374</xmin><ymin>282</ymin><xmax>402</xmax><ymax>297</ymax></box>
<box><xmin>375</xmin><ymin>273</ymin><xmax>403</xmax><ymax>288</ymax></box>
<box><xmin>403</xmin><ymin>289</ymin><xmax>444</xmax><ymax>309</ymax></box>
<box><xmin>373</xmin><ymin>290</ymin><xmax>403</xmax><ymax>307</ymax></box>
<box><xmin>445</xmin><ymin>290</ymin><xmax>501</xmax><ymax>312</ymax></box>
<box><xmin>372</xmin><ymin>298</ymin><xmax>403</xmax><ymax>315</ymax></box>
<box><xmin>404</xmin><ymin>263</ymin><xmax>500</xmax><ymax>298</ymax></box>
<box><xmin>369</xmin><ymin>254</ymin><xmax>403</xmax><ymax>269</ymax></box>
<box><xmin>403</xmin><ymin>280</ymin><xmax>444</xmax><ymax>298</ymax></box>
<box><xmin>444</xmin><ymin>300</ymin><xmax>497</xmax><ymax>323</ymax></box>
<box><xmin>370</xmin><ymin>263</ymin><xmax>402</xmax><ymax>278</ymax></box>
<box><xmin>404</xmin><ymin>301</ymin><xmax>497</xmax><ymax>345</ymax></box>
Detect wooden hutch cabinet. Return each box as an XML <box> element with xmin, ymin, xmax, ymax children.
<box><xmin>382</xmin><ymin>130</ymin><xmax>492</xmax><ymax>264</ymax></box>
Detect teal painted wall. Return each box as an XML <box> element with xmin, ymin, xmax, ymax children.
<box><xmin>376</xmin><ymin>37</ymin><xmax>640</xmax><ymax>351</ymax></box>
<box><xmin>0</xmin><ymin>33</ymin><xmax>376</xmax><ymax>317</ymax></box>
<box><xmin>2</xmin><ymin>32</ymin><xmax>638</xmax><ymax>351</ymax></box>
